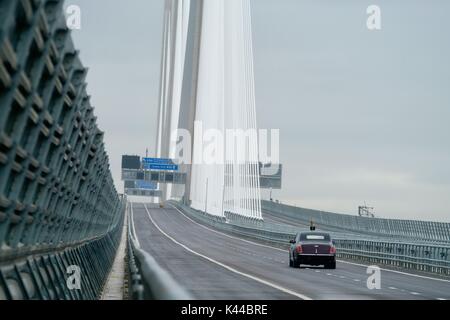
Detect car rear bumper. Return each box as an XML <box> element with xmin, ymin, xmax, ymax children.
<box><xmin>296</xmin><ymin>254</ymin><xmax>335</xmax><ymax>265</ymax></box>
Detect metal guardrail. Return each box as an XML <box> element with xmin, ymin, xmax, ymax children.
<box><xmin>0</xmin><ymin>0</ymin><xmax>124</xmax><ymax>299</ymax></box>
<box><xmin>0</xmin><ymin>200</ymin><xmax>125</xmax><ymax>299</ymax></box>
<box><xmin>126</xmin><ymin>204</ymin><xmax>191</xmax><ymax>300</ymax></box>
<box><xmin>262</xmin><ymin>201</ymin><xmax>450</xmax><ymax>244</ymax></box>
<box><xmin>171</xmin><ymin>201</ymin><xmax>450</xmax><ymax>277</ymax></box>
<box><xmin>336</xmin><ymin>240</ymin><xmax>450</xmax><ymax>275</ymax></box>
<box><xmin>226</xmin><ymin>210</ymin><xmax>402</xmax><ymax>243</ymax></box>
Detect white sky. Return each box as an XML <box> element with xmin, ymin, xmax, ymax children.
<box><xmin>68</xmin><ymin>0</ymin><xmax>450</xmax><ymax>222</ymax></box>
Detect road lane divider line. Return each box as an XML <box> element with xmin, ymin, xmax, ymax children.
<box><xmin>144</xmin><ymin>204</ymin><xmax>312</xmax><ymax>300</ymax></box>
<box><xmin>169</xmin><ymin>204</ymin><xmax>287</xmax><ymax>253</ymax></box>
<box><xmin>129</xmin><ymin>201</ymin><xmax>141</xmax><ymax>247</ymax></box>
<box><xmin>336</xmin><ymin>260</ymin><xmax>450</xmax><ymax>283</ymax></box>
<box><xmin>169</xmin><ymin>204</ymin><xmax>450</xmax><ymax>284</ymax></box>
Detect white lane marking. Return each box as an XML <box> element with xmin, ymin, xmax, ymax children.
<box><xmin>169</xmin><ymin>204</ymin><xmax>287</xmax><ymax>253</ymax></box>
<box><xmin>170</xmin><ymin>204</ymin><xmax>450</xmax><ymax>284</ymax></box>
<box><xmin>144</xmin><ymin>204</ymin><xmax>312</xmax><ymax>300</ymax></box>
<box><xmin>315</xmin><ymin>270</ymin><xmax>321</xmax><ymax>273</ymax></box>
<box><xmin>353</xmin><ymin>279</ymin><xmax>361</xmax><ymax>282</ymax></box>
<box><xmin>129</xmin><ymin>202</ymin><xmax>141</xmax><ymax>247</ymax></box>
<box><xmin>326</xmin><ymin>273</ymin><xmax>332</xmax><ymax>276</ymax></box>
<box><xmin>436</xmin><ymin>298</ymin><xmax>446</xmax><ymax>300</ymax></box>
<box><xmin>337</xmin><ymin>260</ymin><xmax>450</xmax><ymax>283</ymax></box>
<box><xmin>388</xmin><ymin>287</ymin><xmax>397</xmax><ymax>290</ymax></box>
<box><xmin>339</xmin><ymin>276</ymin><xmax>346</xmax><ymax>279</ymax></box>
<box><xmin>410</xmin><ymin>292</ymin><xmax>421</xmax><ymax>295</ymax></box>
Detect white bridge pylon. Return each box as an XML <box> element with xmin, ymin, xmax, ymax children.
<box><xmin>156</xmin><ymin>0</ymin><xmax>262</xmax><ymax>220</ymax></box>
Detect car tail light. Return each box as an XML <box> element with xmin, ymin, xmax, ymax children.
<box><xmin>330</xmin><ymin>246</ymin><xmax>336</xmax><ymax>254</ymax></box>
<box><xmin>296</xmin><ymin>245</ymin><xmax>303</xmax><ymax>254</ymax></box>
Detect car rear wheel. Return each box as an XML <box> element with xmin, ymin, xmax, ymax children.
<box><xmin>325</xmin><ymin>260</ymin><xmax>336</xmax><ymax>269</ymax></box>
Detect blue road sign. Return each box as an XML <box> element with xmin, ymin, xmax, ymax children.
<box><xmin>144</xmin><ymin>163</ymin><xmax>179</xmax><ymax>171</ymax></box>
<box><xmin>135</xmin><ymin>180</ymin><xmax>157</xmax><ymax>190</ymax></box>
<box><xmin>142</xmin><ymin>157</ymin><xmax>173</xmax><ymax>164</ymax></box>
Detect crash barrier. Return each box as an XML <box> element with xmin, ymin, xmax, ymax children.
<box><xmin>126</xmin><ymin>227</ymin><xmax>144</xmax><ymax>300</ymax></box>
<box><xmin>126</xmin><ymin>204</ymin><xmax>191</xmax><ymax>300</ymax></box>
<box><xmin>0</xmin><ymin>208</ymin><xmax>124</xmax><ymax>299</ymax></box>
<box><xmin>171</xmin><ymin>201</ymin><xmax>450</xmax><ymax>277</ymax></box>
<box><xmin>262</xmin><ymin>201</ymin><xmax>450</xmax><ymax>244</ymax></box>
<box><xmin>0</xmin><ymin>1</ymin><xmax>124</xmax><ymax>299</ymax></box>
<box><xmin>336</xmin><ymin>239</ymin><xmax>450</xmax><ymax>276</ymax></box>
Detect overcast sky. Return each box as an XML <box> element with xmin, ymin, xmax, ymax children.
<box><xmin>68</xmin><ymin>0</ymin><xmax>450</xmax><ymax>222</ymax></box>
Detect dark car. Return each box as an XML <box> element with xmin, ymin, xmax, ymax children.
<box><xmin>289</xmin><ymin>232</ymin><xmax>336</xmax><ymax>269</ymax></box>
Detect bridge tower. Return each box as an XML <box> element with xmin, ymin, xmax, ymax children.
<box><xmin>156</xmin><ymin>0</ymin><xmax>262</xmax><ymax>220</ymax></box>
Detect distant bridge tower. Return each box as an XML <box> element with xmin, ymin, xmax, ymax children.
<box><xmin>155</xmin><ymin>0</ymin><xmax>262</xmax><ymax>220</ymax></box>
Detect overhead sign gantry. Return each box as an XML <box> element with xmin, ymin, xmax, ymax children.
<box><xmin>121</xmin><ymin>155</ymin><xmax>282</xmax><ymax>198</ymax></box>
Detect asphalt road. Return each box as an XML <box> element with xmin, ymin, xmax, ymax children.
<box><xmin>130</xmin><ymin>202</ymin><xmax>450</xmax><ymax>300</ymax></box>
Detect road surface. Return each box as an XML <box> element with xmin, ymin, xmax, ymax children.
<box><xmin>130</xmin><ymin>202</ymin><xmax>450</xmax><ymax>300</ymax></box>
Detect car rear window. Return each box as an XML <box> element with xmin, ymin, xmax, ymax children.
<box><xmin>300</xmin><ymin>233</ymin><xmax>330</xmax><ymax>241</ymax></box>
<box><xmin>306</xmin><ymin>235</ymin><xmax>325</xmax><ymax>240</ymax></box>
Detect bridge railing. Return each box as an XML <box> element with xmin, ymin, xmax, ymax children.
<box><xmin>171</xmin><ymin>201</ymin><xmax>450</xmax><ymax>277</ymax></box>
<box><xmin>126</xmin><ymin>203</ymin><xmax>191</xmax><ymax>300</ymax></box>
<box><xmin>1</xmin><ymin>0</ymin><xmax>124</xmax><ymax>299</ymax></box>
<box><xmin>262</xmin><ymin>201</ymin><xmax>450</xmax><ymax>244</ymax></box>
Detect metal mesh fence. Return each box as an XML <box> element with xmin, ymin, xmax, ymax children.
<box><xmin>0</xmin><ymin>0</ymin><xmax>122</xmax><ymax>258</ymax></box>
<box><xmin>262</xmin><ymin>201</ymin><xmax>450</xmax><ymax>244</ymax></box>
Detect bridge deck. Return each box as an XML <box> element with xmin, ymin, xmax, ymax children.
<box><xmin>130</xmin><ymin>203</ymin><xmax>450</xmax><ymax>300</ymax></box>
